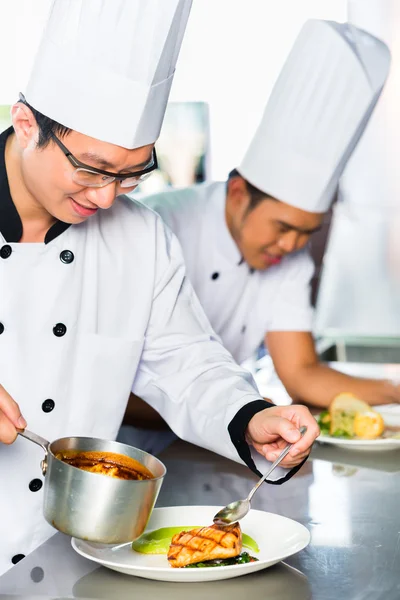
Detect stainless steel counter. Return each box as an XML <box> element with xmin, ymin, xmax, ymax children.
<box><xmin>1</xmin><ymin>437</ymin><xmax>399</xmax><ymax>600</ymax></box>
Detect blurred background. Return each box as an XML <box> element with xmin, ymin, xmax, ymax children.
<box><xmin>1</xmin><ymin>0</ymin><xmax>399</xmax><ymax>385</ymax></box>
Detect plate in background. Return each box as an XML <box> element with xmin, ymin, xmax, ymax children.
<box><xmin>317</xmin><ymin>434</ymin><xmax>400</xmax><ymax>452</ymax></box>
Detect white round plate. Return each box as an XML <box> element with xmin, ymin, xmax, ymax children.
<box><xmin>71</xmin><ymin>505</ymin><xmax>310</xmax><ymax>582</ymax></box>
<box><xmin>317</xmin><ymin>434</ymin><xmax>400</xmax><ymax>452</ymax></box>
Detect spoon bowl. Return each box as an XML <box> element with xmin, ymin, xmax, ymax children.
<box><xmin>214</xmin><ymin>499</ymin><xmax>250</xmax><ymax>525</ymax></box>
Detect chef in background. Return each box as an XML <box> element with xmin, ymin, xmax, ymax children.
<box><xmin>123</xmin><ymin>19</ymin><xmax>394</xmax><ymax>447</ymax></box>
<box><xmin>0</xmin><ymin>0</ymin><xmax>319</xmax><ymax>576</ymax></box>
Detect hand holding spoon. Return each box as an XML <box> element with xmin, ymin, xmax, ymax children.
<box><xmin>213</xmin><ymin>425</ymin><xmax>307</xmax><ymax>526</ymax></box>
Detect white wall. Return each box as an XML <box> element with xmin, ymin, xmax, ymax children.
<box><xmin>170</xmin><ymin>0</ymin><xmax>347</xmax><ymax>179</ymax></box>
<box><xmin>0</xmin><ymin>0</ymin><xmax>52</xmax><ymax>102</ymax></box>
<box><xmin>315</xmin><ymin>0</ymin><xmax>400</xmax><ymax>337</ymax></box>
<box><xmin>0</xmin><ymin>0</ymin><xmax>347</xmax><ymax>179</ymax></box>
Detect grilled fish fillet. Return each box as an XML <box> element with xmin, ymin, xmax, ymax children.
<box><xmin>168</xmin><ymin>522</ymin><xmax>242</xmax><ymax>568</ymax></box>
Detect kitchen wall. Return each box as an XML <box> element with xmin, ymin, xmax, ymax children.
<box><xmin>0</xmin><ymin>0</ymin><xmax>347</xmax><ymax>181</ymax></box>
<box><xmin>315</xmin><ymin>0</ymin><xmax>400</xmax><ymax>339</ymax></box>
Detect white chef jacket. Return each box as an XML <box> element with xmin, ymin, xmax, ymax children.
<box><xmin>141</xmin><ymin>181</ymin><xmax>315</xmax><ymax>364</ymax></box>
<box><xmin>0</xmin><ymin>128</ymin><xmax>299</xmax><ymax>577</ymax></box>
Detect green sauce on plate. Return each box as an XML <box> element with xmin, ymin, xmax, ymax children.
<box><xmin>132</xmin><ymin>526</ymin><xmax>259</xmax><ymax>555</ymax></box>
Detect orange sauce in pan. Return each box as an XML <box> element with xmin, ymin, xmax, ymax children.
<box><xmin>54</xmin><ymin>450</ymin><xmax>154</xmax><ymax>481</ymax></box>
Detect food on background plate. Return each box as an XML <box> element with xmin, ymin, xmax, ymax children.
<box><xmin>55</xmin><ymin>449</ymin><xmax>153</xmax><ymax>481</ymax></box>
<box><xmin>168</xmin><ymin>522</ymin><xmax>257</xmax><ymax>568</ymax></box>
<box><xmin>353</xmin><ymin>411</ymin><xmax>385</xmax><ymax>439</ymax></box>
<box><xmin>317</xmin><ymin>392</ymin><xmax>385</xmax><ymax>440</ymax></box>
<box><xmin>329</xmin><ymin>393</ymin><xmax>373</xmax><ymax>437</ymax></box>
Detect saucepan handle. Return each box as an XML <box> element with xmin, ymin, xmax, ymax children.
<box><xmin>17</xmin><ymin>429</ymin><xmax>50</xmax><ymax>475</ymax></box>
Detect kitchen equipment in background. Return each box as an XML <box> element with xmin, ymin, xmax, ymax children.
<box><xmin>134</xmin><ymin>101</ymin><xmax>210</xmax><ymax>195</ymax></box>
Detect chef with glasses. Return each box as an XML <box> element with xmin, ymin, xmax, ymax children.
<box><xmin>0</xmin><ymin>0</ymin><xmax>319</xmax><ymax>576</ymax></box>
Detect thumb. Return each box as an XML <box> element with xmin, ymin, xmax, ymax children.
<box><xmin>0</xmin><ymin>384</ymin><xmax>27</xmax><ymax>429</ymax></box>
<box><xmin>265</xmin><ymin>416</ymin><xmax>301</xmax><ymax>444</ymax></box>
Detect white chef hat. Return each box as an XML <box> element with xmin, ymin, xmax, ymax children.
<box><xmin>238</xmin><ymin>20</ymin><xmax>390</xmax><ymax>213</ymax></box>
<box><xmin>23</xmin><ymin>0</ymin><xmax>192</xmax><ymax>149</ymax></box>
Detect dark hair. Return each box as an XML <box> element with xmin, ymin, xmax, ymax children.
<box><xmin>18</xmin><ymin>94</ymin><xmax>71</xmax><ymax>148</ymax></box>
<box><xmin>227</xmin><ymin>168</ymin><xmax>275</xmax><ymax>211</ymax></box>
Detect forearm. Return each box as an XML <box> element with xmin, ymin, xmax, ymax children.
<box><xmin>286</xmin><ymin>363</ymin><xmax>398</xmax><ymax>408</ymax></box>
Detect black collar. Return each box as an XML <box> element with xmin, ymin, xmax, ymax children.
<box><xmin>0</xmin><ymin>127</ymin><xmax>70</xmax><ymax>244</ymax></box>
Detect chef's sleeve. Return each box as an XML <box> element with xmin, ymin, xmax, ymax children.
<box><xmin>132</xmin><ymin>218</ymin><xmax>306</xmax><ymax>483</ymax></box>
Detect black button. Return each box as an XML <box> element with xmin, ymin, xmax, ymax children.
<box><xmin>12</xmin><ymin>554</ymin><xmax>25</xmax><ymax>564</ymax></box>
<box><xmin>42</xmin><ymin>399</ymin><xmax>55</xmax><ymax>413</ymax></box>
<box><xmin>241</xmin><ymin>325</ymin><xmax>247</xmax><ymax>334</ymax></box>
<box><xmin>211</xmin><ymin>272</ymin><xmax>219</xmax><ymax>280</ymax></box>
<box><xmin>60</xmin><ymin>250</ymin><xmax>74</xmax><ymax>264</ymax></box>
<box><xmin>31</xmin><ymin>566</ymin><xmax>45</xmax><ymax>583</ymax></box>
<box><xmin>29</xmin><ymin>479</ymin><xmax>43</xmax><ymax>492</ymax></box>
<box><xmin>249</xmin><ymin>267</ymin><xmax>255</xmax><ymax>275</ymax></box>
<box><xmin>0</xmin><ymin>245</ymin><xmax>12</xmax><ymax>259</ymax></box>
<box><xmin>53</xmin><ymin>323</ymin><xmax>67</xmax><ymax>337</ymax></box>
<box><xmin>0</xmin><ymin>323</ymin><xmax>4</xmax><ymax>335</ymax></box>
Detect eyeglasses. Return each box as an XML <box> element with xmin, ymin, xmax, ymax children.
<box><xmin>50</xmin><ymin>132</ymin><xmax>158</xmax><ymax>188</ymax></box>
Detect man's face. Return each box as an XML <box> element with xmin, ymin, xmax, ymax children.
<box><xmin>226</xmin><ymin>177</ymin><xmax>324</xmax><ymax>270</ymax></box>
<box><xmin>13</xmin><ymin>104</ymin><xmax>154</xmax><ymax>224</ymax></box>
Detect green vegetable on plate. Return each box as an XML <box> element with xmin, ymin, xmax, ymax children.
<box><xmin>184</xmin><ymin>552</ymin><xmax>258</xmax><ymax>568</ymax></box>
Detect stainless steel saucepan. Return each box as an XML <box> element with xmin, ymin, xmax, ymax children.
<box><xmin>17</xmin><ymin>429</ymin><xmax>166</xmax><ymax>544</ymax></box>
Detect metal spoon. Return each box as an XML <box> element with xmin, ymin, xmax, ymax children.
<box><xmin>213</xmin><ymin>425</ymin><xmax>307</xmax><ymax>526</ymax></box>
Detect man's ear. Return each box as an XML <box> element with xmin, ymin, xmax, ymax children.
<box><xmin>226</xmin><ymin>175</ymin><xmax>251</xmax><ymax>213</ymax></box>
<box><xmin>10</xmin><ymin>102</ymin><xmax>39</xmax><ymax>149</ymax></box>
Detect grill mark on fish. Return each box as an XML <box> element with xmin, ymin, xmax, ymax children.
<box><xmin>168</xmin><ymin>522</ymin><xmax>242</xmax><ymax>568</ymax></box>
